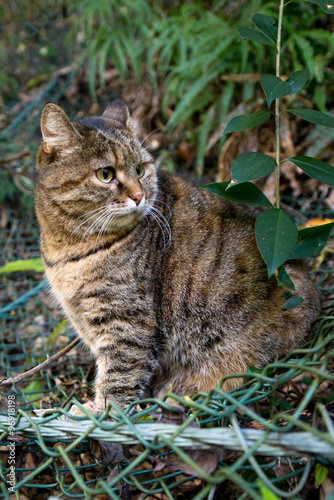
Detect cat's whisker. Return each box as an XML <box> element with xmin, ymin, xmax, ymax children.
<box><xmin>147</xmin><ymin>197</ymin><xmax>172</xmax><ymax>220</ymax></box>
<box><xmin>148</xmin><ymin>204</ymin><xmax>171</xmax><ymax>233</ymax></box>
<box><xmin>44</xmin><ymin>194</ymin><xmax>67</xmax><ymax>205</ymax></box>
<box><xmin>149</xmin><ymin>206</ymin><xmax>171</xmax><ymax>245</ymax></box>
<box><xmin>140</xmin><ymin>129</ymin><xmax>160</xmax><ymax>147</ymax></box>
<box><xmin>66</xmin><ymin>208</ymin><xmax>109</xmax><ymax>246</ymax></box>
<box><xmin>94</xmin><ymin>213</ymin><xmax>115</xmax><ymax>250</ymax></box>
<box><xmin>72</xmin><ymin>206</ymin><xmax>111</xmax><ymax>236</ymax></box>
<box><xmin>82</xmin><ymin>211</ymin><xmax>109</xmax><ymax>239</ymax></box>
<box><xmin>79</xmin><ymin>211</ymin><xmax>112</xmax><ymax>246</ymax></box>
<box><xmin>146</xmin><ymin>204</ymin><xmax>171</xmax><ymax>248</ymax></box>
<box><xmin>148</xmin><ymin>211</ymin><xmax>167</xmax><ymax>248</ymax></box>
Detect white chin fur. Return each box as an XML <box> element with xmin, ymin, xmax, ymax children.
<box><xmin>106</xmin><ymin>196</ymin><xmax>146</xmax><ymax>231</ymax></box>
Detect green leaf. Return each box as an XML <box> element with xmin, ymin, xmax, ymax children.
<box><xmin>293</xmin><ymin>35</ymin><xmax>314</xmax><ymax>78</ymax></box>
<box><xmin>315</xmin><ymin>464</ymin><xmax>329</xmax><ymax>487</ymax></box>
<box><xmin>231</xmin><ymin>152</ymin><xmax>276</xmax><ymax>184</ymax></box>
<box><xmin>279</xmin><ymin>400</ymin><xmax>294</xmax><ymax>411</ymax></box>
<box><xmin>252</xmin><ymin>14</ymin><xmax>278</xmax><ymax>44</ymax></box>
<box><xmin>239</xmin><ymin>28</ymin><xmax>276</xmax><ymax>47</ymax></box>
<box><xmin>304</xmin><ymin>0</ymin><xmax>334</xmax><ymax>13</ymax></box>
<box><xmin>202</xmin><ymin>181</ymin><xmax>273</xmax><ymax>207</ymax></box>
<box><xmin>167</xmin><ymin>67</ymin><xmax>219</xmax><ymax>129</ymax></box>
<box><xmin>0</xmin><ymin>258</ymin><xmax>44</xmax><ymax>274</ymax></box>
<box><xmin>24</xmin><ymin>379</ymin><xmax>42</xmax><ymax>407</ymax></box>
<box><xmin>288</xmin><ymin>156</ymin><xmax>334</xmax><ymax>185</ymax></box>
<box><xmin>286</xmin><ymin>70</ymin><xmax>309</xmax><ymax>94</ymax></box>
<box><xmin>276</xmin><ymin>266</ymin><xmax>296</xmax><ymax>290</ymax></box>
<box><xmin>88</xmin><ymin>53</ymin><xmax>97</xmax><ymax>101</ymax></box>
<box><xmin>288</xmin><ymin>222</ymin><xmax>334</xmax><ymax>259</ymax></box>
<box><xmin>255</xmin><ymin>209</ymin><xmax>298</xmax><ymax>276</ymax></box>
<box><xmin>284</xmin><ymin>296</ymin><xmax>304</xmax><ymax>309</ymax></box>
<box><xmin>224</xmin><ymin>110</ymin><xmax>272</xmax><ymax>135</ymax></box>
<box><xmin>46</xmin><ymin>320</ymin><xmax>69</xmax><ymax>352</ymax></box>
<box><xmin>257</xmin><ymin>480</ymin><xmax>280</xmax><ymax>500</ymax></box>
<box><xmin>288</xmin><ymin>109</ymin><xmax>334</xmax><ymax>127</ymax></box>
<box><xmin>260</xmin><ymin>74</ymin><xmax>292</xmax><ymax>107</ymax></box>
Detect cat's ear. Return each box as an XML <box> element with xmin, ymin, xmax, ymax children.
<box><xmin>41</xmin><ymin>103</ymin><xmax>81</xmax><ymax>153</ymax></box>
<box><xmin>102</xmin><ymin>99</ymin><xmax>130</xmax><ymax>127</ymax></box>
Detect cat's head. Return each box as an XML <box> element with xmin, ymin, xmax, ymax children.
<box><xmin>35</xmin><ymin>99</ymin><xmax>157</xmax><ymax>238</ymax></box>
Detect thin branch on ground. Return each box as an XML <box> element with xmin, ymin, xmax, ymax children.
<box><xmin>0</xmin><ymin>338</ymin><xmax>80</xmax><ymax>386</ymax></box>
<box><xmin>0</xmin><ymin>148</ymin><xmax>31</xmax><ymax>164</ymax></box>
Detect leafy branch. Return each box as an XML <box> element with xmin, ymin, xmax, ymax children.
<box><xmin>203</xmin><ymin>0</ymin><xmax>334</xmax><ymax>293</ymax></box>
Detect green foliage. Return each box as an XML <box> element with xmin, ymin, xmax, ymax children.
<box><xmin>67</xmin><ymin>0</ymin><xmax>334</xmax><ymax>167</ymax></box>
<box><xmin>257</xmin><ymin>479</ymin><xmax>280</xmax><ymax>500</ymax></box>
<box><xmin>289</xmin><ymin>156</ymin><xmax>334</xmax><ymax>185</ymax></box>
<box><xmin>23</xmin><ymin>379</ymin><xmax>42</xmax><ymax>407</ymax></box>
<box><xmin>287</xmin><ymin>109</ymin><xmax>334</xmax><ymax>128</ymax></box>
<box><xmin>314</xmin><ymin>463</ymin><xmax>329</xmax><ymax>487</ymax></box>
<box><xmin>0</xmin><ymin>172</ymin><xmax>34</xmax><ymax>212</ymax></box>
<box><xmin>289</xmin><ymin>222</ymin><xmax>334</xmax><ymax>259</ymax></box>
<box><xmin>260</xmin><ymin>75</ymin><xmax>291</xmax><ymax>107</ymax></box>
<box><xmin>224</xmin><ymin>111</ymin><xmax>272</xmax><ymax>134</ymax></box>
<box><xmin>231</xmin><ymin>153</ymin><xmax>276</xmax><ymax>184</ymax></box>
<box><xmin>255</xmin><ymin>209</ymin><xmax>298</xmax><ymax>277</ymax></box>
<box><xmin>286</xmin><ymin>69</ymin><xmax>309</xmax><ymax>94</ymax></box>
<box><xmin>203</xmin><ymin>1</ymin><xmax>334</xmax><ymax>285</ymax></box>
<box><xmin>305</xmin><ymin>0</ymin><xmax>334</xmax><ymax>13</ymax></box>
<box><xmin>46</xmin><ymin>320</ymin><xmax>69</xmax><ymax>352</ymax></box>
<box><xmin>276</xmin><ymin>266</ymin><xmax>295</xmax><ymax>290</ymax></box>
<box><xmin>240</xmin><ymin>13</ymin><xmax>278</xmax><ymax>47</ymax></box>
<box><xmin>202</xmin><ymin>181</ymin><xmax>273</xmax><ymax>207</ymax></box>
<box><xmin>0</xmin><ymin>258</ymin><xmax>44</xmax><ymax>274</ymax></box>
<box><xmin>283</xmin><ymin>296</ymin><xmax>304</xmax><ymax>309</ymax></box>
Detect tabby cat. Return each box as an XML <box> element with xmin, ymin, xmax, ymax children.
<box><xmin>35</xmin><ymin>99</ymin><xmax>320</xmax><ymax>413</ymax></box>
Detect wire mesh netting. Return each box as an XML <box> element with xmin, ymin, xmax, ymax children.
<box><xmin>0</xmin><ymin>203</ymin><xmax>333</xmax><ymax>500</ymax></box>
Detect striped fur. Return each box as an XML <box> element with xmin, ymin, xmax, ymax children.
<box><xmin>35</xmin><ymin>100</ymin><xmax>320</xmax><ymax>412</ymax></box>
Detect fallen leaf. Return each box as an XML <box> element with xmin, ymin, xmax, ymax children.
<box><xmin>320</xmin><ymin>475</ymin><xmax>334</xmax><ymax>500</ymax></box>
<box><xmin>166</xmin><ymin>448</ymin><xmax>219</xmax><ymax>478</ymax></box>
<box><xmin>302</xmin><ymin>218</ymin><xmax>334</xmax><ymax>228</ymax></box>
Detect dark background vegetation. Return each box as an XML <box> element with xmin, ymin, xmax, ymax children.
<box><xmin>1</xmin><ymin>0</ymin><xmax>334</xmax><ymax>214</ymax></box>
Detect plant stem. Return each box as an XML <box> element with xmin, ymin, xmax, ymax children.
<box><xmin>275</xmin><ymin>0</ymin><xmax>285</xmax><ymax>209</ymax></box>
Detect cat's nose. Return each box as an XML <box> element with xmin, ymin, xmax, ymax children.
<box><xmin>129</xmin><ymin>190</ymin><xmax>143</xmax><ymax>206</ymax></box>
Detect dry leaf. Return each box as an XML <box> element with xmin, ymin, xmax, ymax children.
<box><xmin>166</xmin><ymin>448</ymin><xmax>219</xmax><ymax>478</ymax></box>
<box><xmin>302</xmin><ymin>218</ymin><xmax>334</xmax><ymax>228</ymax></box>
<box><xmin>320</xmin><ymin>476</ymin><xmax>334</xmax><ymax>500</ymax></box>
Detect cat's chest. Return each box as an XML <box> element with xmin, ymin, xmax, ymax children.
<box><xmin>45</xmin><ymin>241</ymin><xmax>153</xmax><ymax>324</ymax></box>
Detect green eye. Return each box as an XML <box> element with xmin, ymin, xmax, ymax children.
<box><xmin>136</xmin><ymin>164</ymin><xmax>145</xmax><ymax>178</ymax></box>
<box><xmin>96</xmin><ymin>167</ymin><xmax>116</xmax><ymax>183</ymax></box>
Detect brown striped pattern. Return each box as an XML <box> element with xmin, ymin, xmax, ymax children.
<box><xmin>35</xmin><ymin>100</ymin><xmax>321</xmax><ymax>413</ymax></box>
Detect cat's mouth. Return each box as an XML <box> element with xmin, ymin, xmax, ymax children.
<box><xmin>76</xmin><ymin>197</ymin><xmax>147</xmax><ymax>237</ymax></box>
<box><xmin>103</xmin><ymin>196</ymin><xmax>147</xmax><ymax>232</ymax></box>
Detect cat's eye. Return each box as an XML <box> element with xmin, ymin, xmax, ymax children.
<box><xmin>136</xmin><ymin>164</ymin><xmax>145</xmax><ymax>178</ymax></box>
<box><xmin>96</xmin><ymin>167</ymin><xmax>116</xmax><ymax>183</ymax></box>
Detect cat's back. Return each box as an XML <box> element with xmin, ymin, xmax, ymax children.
<box><xmin>156</xmin><ymin>172</ymin><xmax>263</xmax><ymax>276</ymax></box>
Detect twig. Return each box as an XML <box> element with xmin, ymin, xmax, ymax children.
<box><xmin>220</xmin><ymin>73</ymin><xmax>289</xmax><ymax>83</ymax></box>
<box><xmin>0</xmin><ymin>338</ymin><xmax>80</xmax><ymax>386</ymax></box>
<box><xmin>129</xmin><ymin>448</ymin><xmax>166</xmax><ymax>466</ymax></box>
<box><xmin>275</xmin><ymin>0</ymin><xmax>284</xmax><ymax>209</ymax></box>
<box><xmin>51</xmin><ymin>64</ymin><xmax>75</xmax><ymax>79</ymax></box>
<box><xmin>0</xmin><ymin>163</ymin><xmax>33</xmax><ymax>181</ymax></box>
<box><xmin>220</xmin><ymin>73</ymin><xmax>261</xmax><ymax>82</ymax></box>
<box><xmin>0</xmin><ymin>148</ymin><xmax>30</xmax><ymax>164</ymax></box>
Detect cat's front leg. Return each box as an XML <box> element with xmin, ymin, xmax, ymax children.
<box><xmin>92</xmin><ymin>331</ymin><xmax>158</xmax><ymax>414</ymax></box>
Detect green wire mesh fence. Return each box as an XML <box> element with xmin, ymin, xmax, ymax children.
<box><xmin>0</xmin><ymin>204</ymin><xmax>333</xmax><ymax>500</ymax></box>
